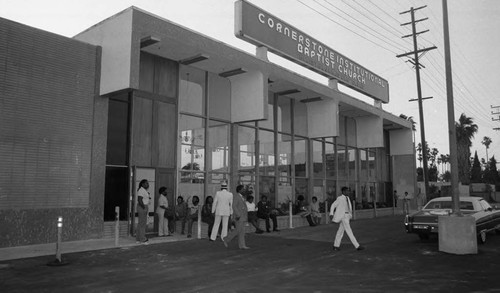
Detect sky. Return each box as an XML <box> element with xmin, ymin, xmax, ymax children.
<box><xmin>1</xmin><ymin>0</ymin><xmax>499</xmax><ymax>167</ymax></box>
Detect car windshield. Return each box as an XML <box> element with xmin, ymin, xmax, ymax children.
<box><xmin>423</xmin><ymin>200</ymin><xmax>475</xmax><ymax>211</ymax></box>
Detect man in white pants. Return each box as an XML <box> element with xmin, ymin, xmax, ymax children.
<box><xmin>210</xmin><ymin>181</ymin><xmax>233</xmax><ymax>241</ymax></box>
<box><xmin>330</xmin><ymin>186</ymin><xmax>365</xmax><ymax>251</ymax></box>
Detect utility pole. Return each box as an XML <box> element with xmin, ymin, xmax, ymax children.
<box><xmin>442</xmin><ymin>0</ymin><xmax>460</xmax><ymax>214</ymax></box>
<box><xmin>397</xmin><ymin>6</ymin><xmax>437</xmax><ymax>202</ymax></box>
<box><xmin>492</xmin><ymin>105</ymin><xmax>500</xmax><ymax>131</ymax></box>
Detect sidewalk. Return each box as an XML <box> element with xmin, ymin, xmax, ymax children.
<box><xmin>0</xmin><ymin>234</ymin><xmax>191</xmax><ymax>262</ymax></box>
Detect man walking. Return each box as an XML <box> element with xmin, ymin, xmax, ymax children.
<box><xmin>223</xmin><ymin>185</ymin><xmax>250</xmax><ymax>249</ymax></box>
<box><xmin>330</xmin><ymin>186</ymin><xmax>364</xmax><ymax>251</ymax></box>
<box><xmin>210</xmin><ymin>181</ymin><xmax>233</xmax><ymax>241</ymax></box>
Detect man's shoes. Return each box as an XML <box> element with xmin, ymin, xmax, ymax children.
<box><xmin>222</xmin><ymin>238</ymin><xmax>228</xmax><ymax>248</ymax></box>
<box><xmin>333</xmin><ymin>246</ymin><xmax>341</xmax><ymax>251</ymax></box>
<box><xmin>187</xmin><ymin>234</ymin><xmax>192</xmax><ymax>238</ymax></box>
<box><xmin>209</xmin><ymin>239</ymin><xmax>215</xmax><ymax>242</ymax></box>
<box><xmin>266</xmin><ymin>230</ymin><xmax>271</xmax><ymax>233</ymax></box>
<box><xmin>256</xmin><ymin>229</ymin><xmax>264</xmax><ymax>234</ymax></box>
<box><xmin>240</xmin><ymin>246</ymin><xmax>250</xmax><ymax>250</ymax></box>
<box><xmin>142</xmin><ymin>239</ymin><xmax>149</xmax><ymax>245</ymax></box>
<box><xmin>273</xmin><ymin>229</ymin><xmax>280</xmax><ymax>232</ymax></box>
<box><xmin>357</xmin><ymin>245</ymin><xmax>365</xmax><ymax>251</ymax></box>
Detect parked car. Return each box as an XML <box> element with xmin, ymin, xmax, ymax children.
<box><xmin>404</xmin><ymin>196</ymin><xmax>500</xmax><ymax>243</ymax></box>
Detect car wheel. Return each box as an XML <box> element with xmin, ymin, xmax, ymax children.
<box><xmin>418</xmin><ymin>233</ymin><xmax>429</xmax><ymax>241</ymax></box>
<box><xmin>478</xmin><ymin>230</ymin><xmax>487</xmax><ymax>244</ymax></box>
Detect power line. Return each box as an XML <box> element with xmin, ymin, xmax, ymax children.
<box><xmin>295</xmin><ymin>0</ymin><xmax>400</xmax><ymax>55</ymax></box>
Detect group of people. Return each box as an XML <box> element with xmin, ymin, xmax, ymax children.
<box><xmin>136</xmin><ymin>179</ymin><xmax>365</xmax><ymax>252</ymax></box>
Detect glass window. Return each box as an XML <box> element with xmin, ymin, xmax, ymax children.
<box><xmin>106</xmin><ymin>97</ymin><xmax>129</xmax><ymax>166</ymax></box>
<box><xmin>208</xmin><ymin>120</ymin><xmax>229</xmax><ymax>172</ymax></box>
<box><xmin>277</xmin><ymin>179</ymin><xmax>292</xmax><ymax>213</ymax></box>
<box><xmin>313</xmin><ymin>140</ymin><xmax>324</xmax><ymax>177</ymax></box>
<box><xmin>368</xmin><ymin>150</ymin><xmax>376</xmax><ymax>180</ymax></box>
<box><xmin>278</xmin><ymin>133</ymin><xmax>292</xmax><ymax>177</ymax></box>
<box><xmin>325</xmin><ymin>180</ymin><xmax>337</xmax><ymax>207</ymax></box>
<box><xmin>259</xmin><ymin>129</ymin><xmax>275</xmax><ymax>176</ymax></box>
<box><xmin>259</xmin><ymin>176</ymin><xmax>276</xmax><ymax>207</ymax></box>
<box><xmin>238</xmin><ymin>125</ymin><xmax>256</xmax><ymax>172</ymax></box>
<box><xmin>360</xmin><ymin>149</ymin><xmax>367</xmax><ymax>180</ymax></box>
<box><xmin>208</xmin><ymin>73</ymin><xmax>231</xmax><ymax>121</ymax></box>
<box><xmin>325</xmin><ymin>141</ymin><xmax>335</xmax><ymax>179</ymax></box>
<box><xmin>294</xmin><ymin>136</ymin><xmax>308</xmax><ymax>177</ymax></box>
<box><xmin>337</xmin><ymin>144</ymin><xmax>347</xmax><ymax>179</ymax></box>
<box><xmin>313</xmin><ymin>179</ymin><xmax>325</xmax><ymax>213</ymax></box>
<box><xmin>294</xmin><ymin>178</ymin><xmax>308</xmax><ymax>214</ymax></box>
<box><xmin>179</xmin><ymin>65</ymin><xmax>205</xmax><ymax>116</ymax></box>
<box><xmin>179</xmin><ymin>114</ymin><xmax>205</xmax><ymax>172</ymax></box>
<box><xmin>348</xmin><ymin>147</ymin><xmax>357</xmax><ymax>180</ymax></box>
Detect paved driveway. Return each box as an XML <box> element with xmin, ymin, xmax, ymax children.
<box><xmin>1</xmin><ymin>216</ymin><xmax>499</xmax><ymax>292</ymax></box>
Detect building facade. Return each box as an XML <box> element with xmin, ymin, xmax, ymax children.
<box><xmin>0</xmin><ymin>6</ymin><xmax>415</xmax><ymax>248</ymax></box>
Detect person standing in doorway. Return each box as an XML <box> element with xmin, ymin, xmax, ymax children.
<box><xmin>210</xmin><ymin>181</ymin><xmax>233</xmax><ymax>242</ymax></box>
<box><xmin>136</xmin><ymin>179</ymin><xmax>151</xmax><ymax>245</ymax></box>
<box><xmin>156</xmin><ymin>186</ymin><xmax>170</xmax><ymax>237</ymax></box>
<box><xmin>330</xmin><ymin>186</ymin><xmax>364</xmax><ymax>251</ymax></box>
<box><xmin>223</xmin><ymin>185</ymin><xmax>250</xmax><ymax>249</ymax></box>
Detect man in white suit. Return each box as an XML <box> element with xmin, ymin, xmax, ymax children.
<box><xmin>329</xmin><ymin>186</ymin><xmax>365</xmax><ymax>251</ymax></box>
<box><xmin>210</xmin><ymin>181</ymin><xmax>233</xmax><ymax>241</ymax></box>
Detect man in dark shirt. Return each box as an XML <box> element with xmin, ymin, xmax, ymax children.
<box><xmin>257</xmin><ymin>195</ymin><xmax>280</xmax><ymax>233</ymax></box>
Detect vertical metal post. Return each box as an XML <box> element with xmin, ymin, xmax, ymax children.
<box><xmin>115</xmin><ymin>206</ymin><xmax>120</xmax><ymax>247</ymax></box>
<box><xmin>289</xmin><ymin>201</ymin><xmax>293</xmax><ymax>228</ymax></box>
<box><xmin>56</xmin><ymin>216</ymin><xmax>62</xmax><ymax>262</ymax></box>
<box><xmin>325</xmin><ymin>200</ymin><xmax>329</xmax><ymax>224</ymax></box>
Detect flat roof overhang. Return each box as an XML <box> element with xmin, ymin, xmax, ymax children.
<box><xmin>133</xmin><ymin>7</ymin><xmax>411</xmax><ymax>132</ymax></box>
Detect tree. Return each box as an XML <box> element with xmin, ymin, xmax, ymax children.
<box><xmin>470</xmin><ymin>151</ymin><xmax>482</xmax><ymax>183</ymax></box>
<box><xmin>416</xmin><ymin>143</ymin><xmax>423</xmax><ymax>168</ymax></box>
<box><xmin>455</xmin><ymin>113</ymin><xmax>478</xmax><ymax>185</ymax></box>
<box><xmin>483</xmin><ymin>156</ymin><xmax>500</xmax><ymax>185</ymax></box>
<box><xmin>481</xmin><ymin>136</ymin><xmax>492</xmax><ymax>162</ymax></box>
<box><xmin>429</xmin><ymin>148</ymin><xmax>439</xmax><ymax>167</ymax></box>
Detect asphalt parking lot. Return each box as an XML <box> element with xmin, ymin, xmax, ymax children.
<box><xmin>1</xmin><ymin>215</ymin><xmax>499</xmax><ymax>293</ymax></box>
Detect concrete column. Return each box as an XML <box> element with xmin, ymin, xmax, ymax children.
<box><xmin>438</xmin><ymin>215</ymin><xmax>477</xmax><ymax>254</ymax></box>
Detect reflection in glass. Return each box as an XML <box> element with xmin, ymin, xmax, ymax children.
<box><xmin>179</xmin><ymin>114</ymin><xmax>205</xmax><ymax>172</ymax></box>
<box><xmin>208</xmin><ymin>121</ymin><xmax>229</xmax><ymax>172</ymax></box>
<box><xmin>278</xmin><ymin>134</ymin><xmax>291</xmax><ymax>177</ymax></box>
<box><xmin>259</xmin><ymin>129</ymin><xmax>275</xmax><ymax>176</ymax></box>
<box><xmin>313</xmin><ymin>140</ymin><xmax>324</xmax><ymax>177</ymax></box>
<box><xmin>348</xmin><ymin>147</ymin><xmax>357</xmax><ymax>179</ymax></box>
<box><xmin>295</xmin><ymin>137</ymin><xmax>307</xmax><ymax>177</ymax></box>
<box><xmin>259</xmin><ymin>176</ymin><xmax>276</xmax><ymax>207</ymax></box>
<box><xmin>325</xmin><ymin>141</ymin><xmax>335</xmax><ymax>179</ymax></box>
<box><xmin>238</xmin><ymin>126</ymin><xmax>255</xmax><ymax>172</ymax></box>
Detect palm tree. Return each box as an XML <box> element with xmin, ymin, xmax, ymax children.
<box><xmin>455</xmin><ymin>113</ymin><xmax>478</xmax><ymax>185</ymax></box>
<box><xmin>482</xmin><ymin>136</ymin><xmax>492</xmax><ymax>162</ymax></box>
<box><xmin>400</xmin><ymin>114</ymin><xmax>417</xmax><ymax>143</ymax></box>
